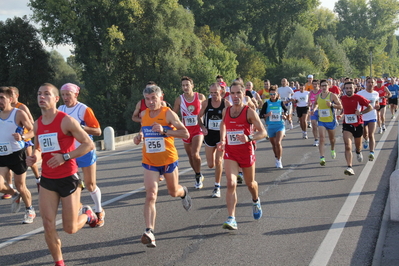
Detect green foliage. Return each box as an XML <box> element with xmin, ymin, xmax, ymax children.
<box><xmin>0</xmin><ymin>16</ymin><xmax>53</xmax><ymax>118</ymax></box>
<box><xmin>48</xmin><ymin>50</ymin><xmax>80</xmax><ymax>89</ymax></box>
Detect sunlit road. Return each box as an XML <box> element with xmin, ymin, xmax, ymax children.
<box><xmin>0</xmin><ymin>117</ymin><xmax>397</xmax><ymax>266</ymax></box>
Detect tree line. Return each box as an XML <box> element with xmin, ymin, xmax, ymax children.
<box><xmin>0</xmin><ymin>0</ymin><xmax>398</xmax><ymax>133</ymax></box>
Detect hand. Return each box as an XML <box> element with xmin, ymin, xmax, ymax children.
<box><xmin>217</xmin><ymin>141</ymin><xmax>225</xmax><ymax>152</ymax></box>
<box><xmin>12</xmin><ymin>133</ymin><xmax>22</xmax><ymax>141</ymax></box>
<box><xmin>151</xmin><ymin>123</ymin><xmax>163</xmax><ymax>133</ymax></box>
<box><xmin>47</xmin><ymin>153</ymin><xmax>65</xmax><ymax>169</ymax></box>
<box><xmin>133</xmin><ymin>134</ymin><xmax>143</xmax><ymax>145</ymax></box>
<box><xmin>26</xmin><ymin>155</ymin><xmax>37</xmax><ymax>167</ymax></box>
<box><xmin>202</xmin><ymin>127</ymin><xmax>208</xmax><ymax>136</ymax></box>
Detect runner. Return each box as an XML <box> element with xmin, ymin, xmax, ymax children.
<box><xmin>58</xmin><ymin>83</ymin><xmax>105</xmax><ymax>227</ymax></box>
<box><xmin>199</xmin><ymin>83</ymin><xmax>230</xmax><ymax>198</ymax></box>
<box><xmin>173</xmin><ymin>76</ymin><xmax>206</xmax><ymax>189</ymax></box>
<box><xmin>337</xmin><ymin>82</ymin><xmax>373</xmax><ymax>175</ymax></box>
<box><xmin>260</xmin><ymin>86</ymin><xmax>287</xmax><ymax>168</ymax></box>
<box><xmin>26</xmin><ymin>83</ymin><xmax>96</xmax><ymax>266</ymax></box>
<box><xmin>292</xmin><ymin>83</ymin><xmax>309</xmax><ymax>139</ymax></box>
<box><xmin>357</xmin><ymin>77</ymin><xmax>380</xmax><ymax>161</ymax></box>
<box><xmin>10</xmin><ymin>86</ymin><xmax>41</xmax><ymax>191</ymax></box>
<box><xmin>0</xmin><ymin>86</ymin><xmax>35</xmax><ymax>223</ymax></box>
<box><xmin>312</xmin><ymin>79</ymin><xmax>342</xmax><ymax>166</ymax></box>
<box><xmin>308</xmin><ymin>79</ymin><xmax>322</xmax><ymax>146</ymax></box>
<box><xmin>217</xmin><ymin>81</ymin><xmax>266</xmax><ymax>230</ymax></box>
<box><xmin>133</xmin><ymin>85</ymin><xmax>192</xmax><ymax>247</ymax></box>
<box><xmin>374</xmin><ymin>78</ymin><xmax>391</xmax><ymax>134</ymax></box>
<box><xmin>278</xmin><ymin>78</ymin><xmax>294</xmax><ymax>129</ymax></box>
<box><xmin>387</xmin><ymin>77</ymin><xmax>399</xmax><ymax>119</ymax></box>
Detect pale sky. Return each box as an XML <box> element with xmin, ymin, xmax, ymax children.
<box><xmin>0</xmin><ymin>0</ymin><xmax>337</xmax><ymax>58</ymax></box>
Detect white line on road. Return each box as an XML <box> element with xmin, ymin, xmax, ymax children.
<box><xmin>309</xmin><ymin>119</ymin><xmax>395</xmax><ymax>266</ymax></box>
<box><xmin>0</xmin><ymin>148</ymin><xmax>206</xmax><ymax>249</ymax></box>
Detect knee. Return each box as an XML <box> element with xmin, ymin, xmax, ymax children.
<box><xmin>226</xmin><ymin>179</ymin><xmax>237</xmax><ymax>190</ymax></box>
<box><xmin>246</xmin><ymin>180</ymin><xmax>257</xmax><ymax>190</ymax></box>
<box><xmin>63</xmin><ymin>224</ymin><xmax>79</xmax><ymax>234</ymax></box>
<box><xmin>146</xmin><ymin>191</ymin><xmax>157</xmax><ymax>203</ymax></box>
<box><xmin>215</xmin><ymin>157</ymin><xmax>223</xmax><ymax>167</ymax></box>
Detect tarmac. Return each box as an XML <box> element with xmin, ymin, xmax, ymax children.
<box><xmin>374</xmin><ymin>191</ymin><xmax>399</xmax><ymax>266</ymax></box>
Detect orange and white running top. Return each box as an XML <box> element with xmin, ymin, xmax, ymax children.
<box><xmin>141</xmin><ymin>107</ymin><xmax>178</xmax><ymax>166</ymax></box>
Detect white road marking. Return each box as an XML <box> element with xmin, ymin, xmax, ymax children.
<box><xmin>309</xmin><ymin>119</ymin><xmax>394</xmax><ymax>266</ymax></box>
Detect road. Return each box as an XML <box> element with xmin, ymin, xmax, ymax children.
<box><xmin>0</xmin><ymin>117</ymin><xmax>397</xmax><ymax>266</ymax></box>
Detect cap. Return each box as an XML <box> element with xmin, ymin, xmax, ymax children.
<box><xmin>307</xmin><ymin>75</ymin><xmax>313</xmax><ymax>79</ymax></box>
<box><xmin>219</xmin><ymin>81</ymin><xmax>227</xmax><ymax>88</ymax></box>
<box><xmin>60</xmin><ymin>83</ymin><xmax>80</xmax><ymax>94</ymax></box>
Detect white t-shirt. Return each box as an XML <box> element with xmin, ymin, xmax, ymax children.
<box><xmin>357</xmin><ymin>90</ymin><xmax>379</xmax><ymax>121</ymax></box>
<box><xmin>278</xmin><ymin>86</ymin><xmax>294</xmax><ymax>102</ymax></box>
<box><xmin>292</xmin><ymin>91</ymin><xmax>310</xmax><ymax>107</ymax></box>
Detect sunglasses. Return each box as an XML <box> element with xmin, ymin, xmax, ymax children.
<box><xmin>269</xmin><ymin>93</ymin><xmax>276</xmax><ymax>96</ymax></box>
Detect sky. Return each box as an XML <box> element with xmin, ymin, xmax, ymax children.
<box><xmin>0</xmin><ymin>0</ymin><xmax>337</xmax><ymax>58</ymax></box>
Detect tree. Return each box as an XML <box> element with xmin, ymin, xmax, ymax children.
<box><xmin>30</xmin><ymin>0</ymin><xmax>203</xmax><ymax>132</ymax></box>
<box><xmin>48</xmin><ymin>50</ymin><xmax>80</xmax><ymax>89</ymax></box>
<box><xmin>0</xmin><ymin>16</ymin><xmax>53</xmax><ymax>117</ymax></box>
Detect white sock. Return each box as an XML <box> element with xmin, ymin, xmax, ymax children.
<box><xmin>9</xmin><ymin>184</ymin><xmax>14</xmax><ymax>189</ymax></box>
<box><xmin>215</xmin><ymin>183</ymin><xmax>220</xmax><ymax>187</ymax></box>
<box><xmin>90</xmin><ymin>186</ymin><xmax>102</xmax><ymax>212</ymax></box>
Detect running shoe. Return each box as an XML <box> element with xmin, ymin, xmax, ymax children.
<box><xmin>392</xmin><ymin>115</ymin><xmax>395</xmax><ymax>119</ymax></box>
<box><xmin>289</xmin><ymin>122</ymin><xmax>293</xmax><ymax>129</ymax></box>
<box><xmin>2</xmin><ymin>194</ymin><xmax>12</xmax><ymax>199</ymax></box>
<box><xmin>344</xmin><ymin>167</ymin><xmax>355</xmax><ymax>176</ymax></box>
<box><xmin>331</xmin><ymin>150</ymin><xmax>336</xmax><ymax>159</ymax></box>
<box><xmin>141</xmin><ymin>229</ymin><xmax>156</xmax><ymax>248</ymax></box>
<box><xmin>363</xmin><ymin>140</ymin><xmax>369</xmax><ymax>149</ymax></box>
<box><xmin>303</xmin><ymin>132</ymin><xmax>308</xmax><ymax>139</ymax></box>
<box><xmin>222</xmin><ymin>216</ymin><xmax>238</xmax><ymax>230</ymax></box>
<box><xmin>181</xmin><ymin>186</ymin><xmax>192</xmax><ymax>211</ymax></box>
<box><xmin>382</xmin><ymin>124</ymin><xmax>386</xmax><ymax>131</ymax></box>
<box><xmin>357</xmin><ymin>152</ymin><xmax>363</xmax><ymax>163</ymax></box>
<box><xmin>320</xmin><ymin>157</ymin><xmax>326</xmax><ymax>166</ymax></box>
<box><xmin>95</xmin><ymin>209</ymin><xmax>105</xmax><ymax>227</ymax></box>
<box><xmin>308</xmin><ymin>122</ymin><xmax>312</xmax><ymax>128</ymax></box>
<box><xmin>237</xmin><ymin>172</ymin><xmax>243</xmax><ymax>184</ymax></box>
<box><xmin>313</xmin><ymin>140</ymin><xmax>319</xmax><ymax>147</ymax></box>
<box><xmin>369</xmin><ymin>152</ymin><xmax>375</xmax><ymax>161</ymax></box>
<box><xmin>82</xmin><ymin>205</ymin><xmax>98</xmax><ymax>227</ymax></box>
<box><xmin>194</xmin><ymin>174</ymin><xmax>204</xmax><ymax>189</ymax></box>
<box><xmin>22</xmin><ymin>208</ymin><xmax>36</xmax><ymax>224</ymax></box>
<box><xmin>253</xmin><ymin>199</ymin><xmax>263</xmax><ymax>220</ymax></box>
<box><xmin>159</xmin><ymin>175</ymin><xmax>165</xmax><ymax>181</ymax></box>
<box><xmin>11</xmin><ymin>192</ymin><xmax>21</xmax><ymax>213</ymax></box>
<box><xmin>211</xmin><ymin>186</ymin><xmax>221</xmax><ymax>198</ymax></box>
<box><xmin>276</xmin><ymin>159</ymin><xmax>283</xmax><ymax>168</ymax></box>
<box><xmin>378</xmin><ymin>127</ymin><xmax>383</xmax><ymax>134</ymax></box>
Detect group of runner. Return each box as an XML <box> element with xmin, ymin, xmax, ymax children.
<box><xmin>1</xmin><ymin>74</ymin><xmax>397</xmax><ymax>265</ymax></box>
<box><xmin>0</xmin><ymin>83</ymin><xmax>103</xmax><ymax>266</ymax></box>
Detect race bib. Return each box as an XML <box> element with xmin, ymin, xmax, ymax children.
<box><xmin>270</xmin><ymin>112</ymin><xmax>281</xmax><ymax>122</ymax></box>
<box><xmin>226</xmin><ymin>130</ymin><xmax>244</xmax><ymax>145</ymax></box>
<box><xmin>39</xmin><ymin>133</ymin><xmax>61</xmax><ymax>153</ymax></box>
<box><xmin>299</xmin><ymin>97</ymin><xmax>306</xmax><ymax>102</ymax></box>
<box><xmin>208</xmin><ymin>119</ymin><xmax>221</xmax><ymax>130</ymax></box>
<box><xmin>319</xmin><ymin>109</ymin><xmax>330</xmax><ymax>118</ymax></box>
<box><xmin>392</xmin><ymin>91</ymin><xmax>396</xmax><ymax>96</ymax></box>
<box><xmin>184</xmin><ymin>115</ymin><xmax>198</xmax><ymax>126</ymax></box>
<box><xmin>345</xmin><ymin>114</ymin><xmax>358</xmax><ymax>124</ymax></box>
<box><xmin>0</xmin><ymin>142</ymin><xmax>12</xmax><ymax>156</ymax></box>
<box><xmin>145</xmin><ymin>137</ymin><xmax>166</xmax><ymax>153</ymax></box>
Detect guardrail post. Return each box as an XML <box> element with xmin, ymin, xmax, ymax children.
<box><xmin>104</xmin><ymin>126</ymin><xmax>115</xmax><ymax>151</ymax></box>
<box><xmin>391</xmin><ymin>171</ymin><xmax>399</xmax><ymax>221</ymax></box>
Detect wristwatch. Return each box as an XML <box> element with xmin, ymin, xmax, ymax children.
<box><xmin>21</xmin><ymin>135</ymin><xmax>25</xmax><ymax>140</ymax></box>
<box><xmin>62</xmin><ymin>153</ymin><xmax>71</xmax><ymax>161</ymax></box>
<box><xmin>163</xmin><ymin>128</ymin><xmax>168</xmax><ymax>135</ymax></box>
<box><xmin>247</xmin><ymin>135</ymin><xmax>254</xmax><ymax>142</ymax></box>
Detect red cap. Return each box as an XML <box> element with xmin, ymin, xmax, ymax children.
<box><xmin>219</xmin><ymin>81</ymin><xmax>227</xmax><ymax>88</ymax></box>
<box><xmin>377</xmin><ymin>80</ymin><xmax>383</xmax><ymax>83</ymax></box>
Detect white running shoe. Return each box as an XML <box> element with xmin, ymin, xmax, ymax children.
<box><xmin>313</xmin><ymin>140</ymin><xmax>319</xmax><ymax>147</ymax></box>
<box><xmin>141</xmin><ymin>230</ymin><xmax>156</xmax><ymax>248</ymax></box>
<box><xmin>276</xmin><ymin>159</ymin><xmax>283</xmax><ymax>168</ymax></box>
<box><xmin>303</xmin><ymin>132</ymin><xmax>308</xmax><ymax>139</ymax></box>
<box><xmin>357</xmin><ymin>152</ymin><xmax>363</xmax><ymax>163</ymax></box>
<box><xmin>344</xmin><ymin>167</ymin><xmax>355</xmax><ymax>176</ymax></box>
<box><xmin>181</xmin><ymin>186</ymin><xmax>192</xmax><ymax>211</ymax></box>
<box><xmin>11</xmin><ymin>192</ymin><xmax>21</xmax><ymax>213</ymax></box>
<box><xmin>211</xmin><ymin>187</ymin><xmax>221</xmax><ymax>198</ymax></box>
<box><xmin>378</xmin><ymin>127</ymin><xmax>383</xmax><ymax>134</ymax></box>
<box><xmin>22</xmin><ymin>208</ymin><xmax>36</xmax><ymax>224</ymax></box>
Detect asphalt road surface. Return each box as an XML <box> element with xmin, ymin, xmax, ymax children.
<box><xmin>0</xmin><ymin>117</ymin><xmax>397</xmax><ymax>266</ymax></box>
